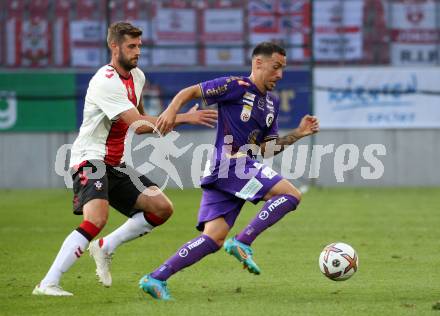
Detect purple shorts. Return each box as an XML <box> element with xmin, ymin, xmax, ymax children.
<box><xmin>196</xmin><ymin>159</ymin><xmax>283</xmax><ymax>231</ymax></box>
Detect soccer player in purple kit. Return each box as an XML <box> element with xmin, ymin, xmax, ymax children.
<box><xmin>139</xmin><ymin>42</ymin><xmax>320</xmax><ymax>300</ymax></box>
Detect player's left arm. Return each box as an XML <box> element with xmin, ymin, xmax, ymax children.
<box><xmin>260</xmin><ymin>115</ymin><xmax>320</xmax><ymax>158</ymax></box>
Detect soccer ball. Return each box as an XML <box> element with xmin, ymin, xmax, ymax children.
<box><xmin>319</xmin><ymin>242</ymin><xmax>358</xmax><ymax>281</ymax></box>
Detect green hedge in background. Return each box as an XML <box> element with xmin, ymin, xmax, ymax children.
<box><xmin>0</xmin><ymin>73</ymin><xmax>76</xmax><ymax>132</ymax></box>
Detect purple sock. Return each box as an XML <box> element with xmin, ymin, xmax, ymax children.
<box><xmin>236</xmin><ymin>194</ymin><xmax>299</xmax><ymax>245</ymax></box>
<box><xmin>151</xmin><ymin>234</ymin><xmax>220</xmax><ymax>281</ymax></box>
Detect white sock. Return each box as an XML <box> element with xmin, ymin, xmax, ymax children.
<box><xmin>40</xmin><ymin>230</ymin><xmax>89</xmax><ymax>287</ymax></box>
<box><xmin>100</xmin><ymin>212</ymin><xmax>153</xmax><ymax>254</ymax></box>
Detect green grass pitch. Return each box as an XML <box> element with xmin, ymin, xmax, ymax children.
<box><xmin>1</xmin><ymin>188</ymin><xmax>439</xmax><ymax>315</ymax></box>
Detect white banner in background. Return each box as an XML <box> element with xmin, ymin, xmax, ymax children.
<box><xmin>314</xmin><ymin>67</ymin><xmax>440</xmax><ymax>128</ymax></box>
<box><xmin>203</xmin><ymin>8</ymin><xmax>244</xmax><ymax>65</ymax></box>
<box><xmin>70</xmin><ymin>20</ymin><xmax>106</xmax><ymax>67</ymax></box>
<box><xmin>153</xmin><ymin>8</ymin><xmax>196</xmax><ymax>42</ymax></box>
<box><xmin>390</xmin><ymin>0</ymin><xmax>439</xmax><ymax>65</ymax></box>
<box><xmin>313</xmin><ymin>0</ymin><xmax>364</xmax><ymax>60</ymax></box>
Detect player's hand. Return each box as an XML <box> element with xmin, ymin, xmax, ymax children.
<box><xmin>298</xmin><ymin>115</ymin><xmax>320</xmax><ymax>136</ymax></box>
<box><xmin>156</xmin><ymin>106</ymin><xmax>177</xmax><ymax>135</ymax></box>
<box><xmin>187</xmin><ymin>104</ymin><xmax>218</xmax><ymax>128</ymax></box>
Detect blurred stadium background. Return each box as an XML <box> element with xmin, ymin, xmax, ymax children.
<box><xmin>0</xmin><ymin>0</ymin><xmax>439</xmax><ymax>188</ymax></box>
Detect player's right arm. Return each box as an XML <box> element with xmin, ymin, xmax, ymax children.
<box><xmin>156</xmin><ymin>77</ymin><xmax>249</xmax><ymax>134</ymax></box>
<box><xmin>155</xmin><ymin>84</ymin><xmax>202</xmax><ymax>134</ymax></box>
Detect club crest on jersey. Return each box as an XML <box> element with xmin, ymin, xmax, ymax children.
<box><xmin>240</xmin><ymin>104</ymin><xmax>252</xmax><ymax>122</ymax></box>
<box><xmin>266</xmin><ymin>113</ymin><xmax>274</xmax><ymax>127</ymax></box>
<box><xmin>94</xmin><ymin>180</ymin><xmax>103</xmax><ymax>191</ymax></box>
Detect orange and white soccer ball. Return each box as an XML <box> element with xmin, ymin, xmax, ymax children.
<box><xmin>319</xmin><ymin>242</ymin><xmax>358</xmax><ymax>281</ymax></box>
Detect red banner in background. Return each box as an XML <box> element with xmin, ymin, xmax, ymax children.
<box><xmin>5</xmin><ymin>0</ymin><xmax>24</xmax><ymax>67</ymax></box>
<box><xmin>22</xmin><ymin>0</ymin><xmax>51</xmax><ymax>67</ymax></box>
<box><xmin>54</xmin><ymin>0</ymin><xmax>71</xmax><ymax>67</ymax></box>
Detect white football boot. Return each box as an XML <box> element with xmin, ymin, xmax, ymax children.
<box><xmin>88</xmin><ymin>240</ymin><xmax>112</xmax><ymax>287</ymax></box>
<box><xmin>32</xmin><ymin>283</ymin><xmax>73</xmax><ymax>296</ymax></box>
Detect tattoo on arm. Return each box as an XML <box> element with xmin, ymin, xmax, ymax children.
<box><xmin>262</xmin><ymin>129</ymin><xmax>302</xmax><ymax>157</ymax></box>
<box><xmin>275</xmin><ymin>129</ymin><xmax>302</xmax><ymax>149</ymax></box>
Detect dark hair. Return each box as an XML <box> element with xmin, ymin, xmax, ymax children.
<box><xmin>252</xmin><ymin>42</ymin><xmax>286</xmax><ymax>58</ymax></box>
<box><xmin>107</xmin><ymin>22</ymin><xmax>142</xmax><ymax>47</ymax></box>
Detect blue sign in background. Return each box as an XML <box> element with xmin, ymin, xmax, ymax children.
<box><xmin>76</xmin><ymin>70</ymin><xmax>311</xmax><ymax>130</ymax></box>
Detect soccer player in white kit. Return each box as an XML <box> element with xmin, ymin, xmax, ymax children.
<box><xmin>32</xmin><ymin>22</ymin><xmax>217</xmax><ymax>296</ymax></box>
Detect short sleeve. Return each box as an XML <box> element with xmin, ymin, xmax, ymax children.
<box><xmin>88</xmin><ymin>77</ymin><xmax>134</xmax><ymax>120</ymax></box>
<box><xmin>199</xmin><ymin>76</ymin><xmax>248</xmax><ymax>107</ymax></box>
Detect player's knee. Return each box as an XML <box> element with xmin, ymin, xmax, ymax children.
<box><xmin>288</xmin><ymin>187</ymin><xmax>302</xmax><ymax>202</ymax></box>
<box><xmin>158</xmin><ymin>199</ymin><xmax>174</xmax><ymax>220</ymax></box>
<box><xmin>144</xmin><ymin>200</ymin><xmax>173</xmax><ymax>226</ymax></box>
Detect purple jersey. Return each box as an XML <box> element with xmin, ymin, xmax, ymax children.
<box><xmin>199</xmin><ymin>76</ymin><xmax>280</xmax><ymax>186</ymax></box>
<box><xmin>200</xmin><ymin>76</ymin><xmax>279</xmax><ymax>155</ymax></box>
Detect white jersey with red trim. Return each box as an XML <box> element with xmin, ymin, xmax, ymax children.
<box><xmin>69</xmin><ymin>65</ymin><xmax>145</xmax><ymax>168</ymax></box>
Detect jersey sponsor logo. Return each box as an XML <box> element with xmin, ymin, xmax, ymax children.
<box><xmin>206</xmin><ymin>84</ymin><xmax>228</xmax><ymax>97</ymax></box>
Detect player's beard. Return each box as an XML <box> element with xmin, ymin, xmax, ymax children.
<box><xmin>118</xmin><ymin>53</ymin><xmax>138</xmax><ymax>72</ymax></box>
<box><xmin>265</xmin><ymin>82</ymin><xmax>276</xmax><ymax>91</ymax></box>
